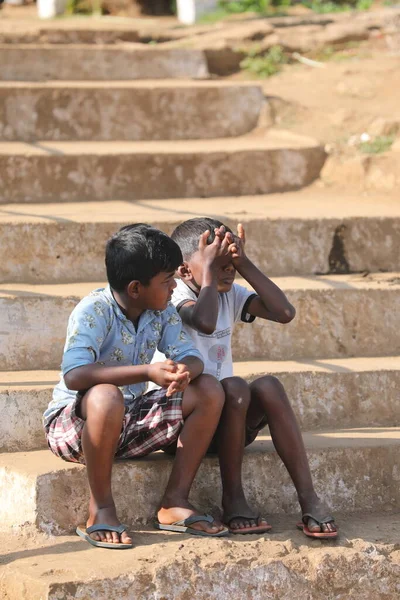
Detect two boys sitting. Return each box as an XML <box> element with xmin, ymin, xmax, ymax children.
<box><xmin>44</xmin><ymin>220</ymin><xmax>337</xmax><ymax>548</ymax></box>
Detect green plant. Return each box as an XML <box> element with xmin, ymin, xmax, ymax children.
<box><xmin>359</xmin><ymin>135</ymin><xmax>395</xmax><ymax>154</ymax></box>
<box><xmin>304</xmin><ymin>0</ymin><xmax>372</xmax><ymax>12</ymax></box>
<box><xmin>65</xmin><ymin>0</ymin><xmax>101</xmax><ymax>14</ymax></box>
<box><xmin>240</xmin><ymin>45</ymin><xmax>288</xmax><ymax>77</ymax></box>
<box><xmin>219</xmin><ymin>0</ymin><xmax>271</xmax><ymax>12</ymax></box>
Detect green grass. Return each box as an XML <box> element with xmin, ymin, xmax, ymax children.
<box><xmin>199</xmin><ymin>0</ymin><xmax>374</xmax><ymax>22</ymax></box>
<box><xmin>359</xmin><ymin>135</ymin><xmax>395</xmax><ymax>154</ymax></box>
<box><xmin>240</xmin><ymin>45</ymin><xmax>288</xmax><ymax>77</ymax></box>
<box><xmin>304</xmin><ymin>0</ymin><xmax>372</xmax><ymax>12</ymax></box>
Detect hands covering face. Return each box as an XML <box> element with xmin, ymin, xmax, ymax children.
<box><xmin>198</xmin><ymin>223</ymin><xmax>247</xmax><ymax>270</ymax></box>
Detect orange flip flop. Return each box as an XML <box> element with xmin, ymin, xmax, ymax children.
<box><xmin>297</xmin><ymin>513</ymin><xmax>338</xmax><ymax>539</ymax></box>
<box><xmin>224</xmin><ymin>513</ymin><xmax>272</xmax><ymax>535</ymax></box>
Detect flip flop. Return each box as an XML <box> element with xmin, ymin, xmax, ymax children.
<box><xmin>155</xmin><ymin>513</ymin><xmax>229</xmax><ymax>537</ymax></box>
<box><xmin>296</xmin><ymin>513</ymin><xmax>338</xmax><ymax>539</ymax></box>
<box><xmin>223</xmin><ymin>512</ymin><xmax>272</xmax><ymax>535</ymax></box>
<box><xmin>76</xmin><ymin>523</ymin><xmax>133</xmax><ymax>549</ymax></box>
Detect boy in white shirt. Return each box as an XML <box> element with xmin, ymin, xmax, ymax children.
<box><xmin>162</xmin><ymin>217</ymin><xmax>337</xmax><ymax>539</ymax></box>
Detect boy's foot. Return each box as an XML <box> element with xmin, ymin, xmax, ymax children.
<box><xmin>222</xmin><ymin>496</ymin><xmax>270</xmax><ymax>532</ymax></box>
<box><xmin>158</xmin><ymin>501</ymin><xmax>225</xmax><ymax>535</ymax></box>
<box><xmin>86</xmin><ymin>505</ymin><xmax>133</xmax><ymax>545</ymax></box>
<box><xmin>299</xmin><ymin>495</ymin><xmax>337</xmax><ymax>534</ymax></box>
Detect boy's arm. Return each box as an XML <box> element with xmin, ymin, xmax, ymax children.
<box><xmin>64</xmin><ymin>362</ymin><xmax>182</xmax><ymax>392</ymax></box>
<box><xmin>156</xmin><ymin>306</ymin><xmax>205</xmax><ymax>396</ymax></box>
<box><xmin>233</xmin><ymin>224</ymin><xmax>296</xmax><ymax>324</ymax></box>
<box><xmin>179</xmin><ymin>228</ymin><xmax>230</xmax><ymax>335</ymax></box>
<box><xmin>63</xmin><ymin>296</ymin><xmax>186</xmax><ymax>393</ymax></box>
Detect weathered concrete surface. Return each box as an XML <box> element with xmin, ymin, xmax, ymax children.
<box><xmin>1</xmin><ymin>514</ymin><xmax>400</xmax><ymax>600</ymax></box>
<box><xmin>1</xmin><ymin>274</ymin><xmax>399</xmax><ymax>370</ymax></box>
<box><xmin>1</xmin><ymin>193</ymin><xmax>399</xmax><ymax>283</ymax></box>
<box><xmin>322</xmin><ymin>151</ymin><xmax>400</xmax><ymax>193</ymax></box>
<box><xmin>0</xmin><ymin>133</ymin><xmax>326</xmax><ymax>203</ymax></box>
<box><xmin>1</xmin><ymin>429</ymin><xmax>399</xmax><ymax>533</ymax></box>
<box><xmin>0</xmin><ymin>45</ymin><xmax>209</xmax><ymax>81</ymax></box>
<box><xmin>0</xmin><ymin>81</ymin><xmax>264</xmax><ymax>142</ymax></box>
<box><xmin>0</xmin><ymin>24</ymin><xmax>141</xmax><ymax>45</ymax></box>
<box><xmin>2</xmin><ymin>357</ymin><xmax>398</xmax><ymax>452</ymax></box>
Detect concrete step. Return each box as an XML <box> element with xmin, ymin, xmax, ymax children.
<box><xmin>0</xmin><ymin>193</ymin><xmax>399</xmax><ymax>283</ymax></box>
<box><xmin>1</xmin><ymin>273</ymin><xmax>399</xmax><ymax>371</ymax></box>
<box><xmin>1</xmin><ymin>428</ymin><xmax>399</xmax><ymax>534</ymax></box>
<box><xmin>1</xmin><ymin>514</ymin><xmax>400</xmax><ymax>600</ymax></box>
<box><xmin>0</xmin><ymin>44</ymin><xmax>209</xmax><ymax>81</ymax></box>
<box><xmin>0</xmin><ymin>132</ymin><xmax>325</xmax><ymax>204</ymax></box>
<box><xmin>0</xmin><ymin>81</ymin><xmax>264</xmax><ymax>142</ymax></box>
<box><xmin>0</xmin><ymin>21</ymin><xmax>141</xmax><ymax>45</ymax></box>
<box><xmin>1</xmin><ymin>358</ymin><xmax>399</xmax><ymax>453</ymax></box>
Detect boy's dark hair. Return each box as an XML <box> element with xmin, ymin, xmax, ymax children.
<box><xmin>106</xmin><ymin>223</ymin><xmax>183</xmax><ymax>291</ymax></box>
<box><xmin>171</xmin><ymin>217</ymin><xmax>233</xmax><ymax>261</ymax></box>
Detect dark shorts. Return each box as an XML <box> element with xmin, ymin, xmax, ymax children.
<box><xmin>207</xmin><ymin>417</ymin><xmax>269</xmax><ymax>454</ymax></box>
<box><xmin>44</xmin><ymin>387</ymin><xmax>184</xmax><ymax>464</ymax></box>
<box><xmin>163</xmin><ymin>417</ymin><xmax>268</xmax><ymax>456</ymax></box>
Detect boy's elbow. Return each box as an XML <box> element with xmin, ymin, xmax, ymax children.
<box><xmin>278</xmin><ymin>305</ymin><xmax>296</xmax><ymax>324</ymax></box>
<box><xmin>64</xmin><ymin>368</ymin><xmax>82</xmax><ymax>391</ymax></box>
<box><xmin>192</xmin><ymin>316</ymin><xmax>216</xmax><ymax>335</ymax></box>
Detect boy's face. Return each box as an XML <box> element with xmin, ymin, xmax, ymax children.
<box><xmin>137</xmin><ymin>271</ymin><xmax>177</xmax><ymax>311</ymax></box>
<box><xmin>188</xmin><ymin>250</ymin><xmax>236</xmax><ymax>293</ymax></box>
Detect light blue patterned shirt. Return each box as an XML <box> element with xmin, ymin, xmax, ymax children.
<box><xmin>44</xmin><ymin>286</ymin><xmax>203</xmax><ymax>420</ymax></box>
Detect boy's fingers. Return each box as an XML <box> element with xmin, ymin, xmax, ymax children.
<box><xmin>237</xmin><ymin>223</ymin><xmax>246</xmax><ymax>243</ymax></box>
<box><xmin>214</xmin><ymin>234</ymin><xmax>222</xmax><ymax>245</ymax></box>
<box><xmin>220</xmin><ymin>234</ymin><xmax>230</xmax><ymax>253</ymax></box>
<box><xmin>199</xmin><ymin>230</ymin><xmax>210</xmax><ymax>250</ymax></box>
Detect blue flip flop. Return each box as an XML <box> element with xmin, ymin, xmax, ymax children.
<box><xmin>76</xmin><ymin>523</ymin><xmax>133</xmax><ymax>549</ymax></box>
<box><xmin>155</xmin><ymin>514</ymin><xmax>229</xmax><ymax>537</ymax></box>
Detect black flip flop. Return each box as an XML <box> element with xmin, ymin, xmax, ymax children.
<box><xmin>155</xmin><ymin>514</ymin><xmax>229</xmax><ymax>537</ymax></box>
<box><xmin>76</xmin><ymin>523</ymin><xmax>133</xmax><ymax>549</ymax></box>
<box><xmin>223</xmin><ymin>512</ymin><xmax>272</xmax><ymax>535</ymax></box>
<box><xmin>296</xmin><ymin>513</ymin><xmax>338</xmax><ymax>539</ymax></box>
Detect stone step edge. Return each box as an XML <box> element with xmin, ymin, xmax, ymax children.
<box><xmin>0</xmin><ymin>80</ymin><xmax>262</xmax><ymax>90</ymax></box>
<box><xmin>0</xmin><ymin>131</ymin><xmax>321</xmax><ymax>155</ymax></box>
<box><xmin>1</xmin><ymin>272</ymin><xmax>399</xmax><ymax>300</ymax></box>
<box><xmin>1</xmin><ymin>429</ymin><xmax>399</xmax><ymax>534</ymax></box>
<box><xmin>1</xmin><ymin>513</ymin><xmax>399</xmax><ymax>600</ymax></box>
<box><xmin>2</xmin><ymin>356</ymin><xmax>400</xmax><ymax>390</ymax></box>
<box><xmin>1</xmin><ymin>356</ymin><xmax>399</xmax><ymax>453</ymax></box>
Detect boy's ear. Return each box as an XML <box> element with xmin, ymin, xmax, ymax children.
<box><xmin>126</xmin><ymin>280</ymin><xmax>141</xmax><ymax>298</ymax></box>
<box><xmin>177</xmin><ymin>262</ymin><xmax>192</xmax><ymax>281</ymax></box>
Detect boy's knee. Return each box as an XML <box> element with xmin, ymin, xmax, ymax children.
<box><xmin>251</xmin><ymin>375</ymin><xmax>285</xmax><ymax>402</ymax></box>
<box><xmin>222</xmin><ymin>376</ymin><xmax>251</xmax><ymax>412</ymax></box>
<box><xmin>82</xmin><ymin>384</ymin><xmax>125</xmax><ymax>420</ymax></box>
<box><xmin>192</xmin><ymin>374</ymin><xmax>225</xmax><ymax>411</ymax></box>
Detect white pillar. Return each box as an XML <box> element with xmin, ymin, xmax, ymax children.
<box><xmin>37</xmin><ymin>0</ymin><xmax>67</xmax><ymax>18</ymax></box>
<box><xmin>177</xmin><ymin>0</ymin><xmax>219</xmax><ymax>25</ymax></box>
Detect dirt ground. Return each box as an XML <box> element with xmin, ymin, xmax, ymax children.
<box><xmin>231</xmin><ymin>37</ymin><xmax>399</xmax><ymax>146</ymax></box>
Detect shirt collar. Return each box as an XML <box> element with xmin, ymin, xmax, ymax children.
<box><xmin>104</xmin><ymin>285</ymin><xmax>162</xmax><ymax>332</ymax></box>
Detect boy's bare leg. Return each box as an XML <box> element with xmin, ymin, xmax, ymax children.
<box><xmin>158</xmin><ymin>374</ymin><xmax>226</xmax><ymax>535</ymax></box>
<box><xmin>80</xmin><ymin>384</ymin><xmax>132</xmax><ymax>545</ymax></box>
<box><xmin>217</xmin><ymin>377</ymin><xmax>269</xmax><ymax>531</ymax></box>
<box><xmin>249</xmin><ymin>376</ymin><xmax>337</xmax><ymax>534</ymax></box>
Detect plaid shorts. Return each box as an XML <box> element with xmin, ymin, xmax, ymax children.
<box><xmin>44</xmin><ymin>387</ymin><xmax>184</xmax><ymax>464</ymax></box>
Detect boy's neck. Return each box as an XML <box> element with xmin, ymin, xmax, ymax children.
<box><xmin>182</xmin><ymin>278</ymin><xmax>201</xmax><ymax>297</ymax></box>
<box><xmin>111</xmin><ymin>289</ymin><xmax>144</xmax><ymax>325</ymax></box>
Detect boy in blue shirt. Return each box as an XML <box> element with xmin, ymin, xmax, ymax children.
<box><xmin>162</xmin><ymin>217</ymin><xmax>337</xmax><ymax>539</ymax></box>
<box><xmin>44</xmin><ymin>224</ymin><xmax>227</xmax><ymax>548</ymax></box>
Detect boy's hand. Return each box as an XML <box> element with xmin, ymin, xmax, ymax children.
<box><xmin>198</xmin><ymin>227</ymin><xmax>232</xmax><ymax>272</ymax></box>
<box><xmin>148</xmin><ymin>360</ymin><xmax>190</xmax><ymax>397</ymax></box>
<box><xmin>230</xmin><ymin>223</ymin><xmax>247</xmax><ymax>267</ymax></box>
